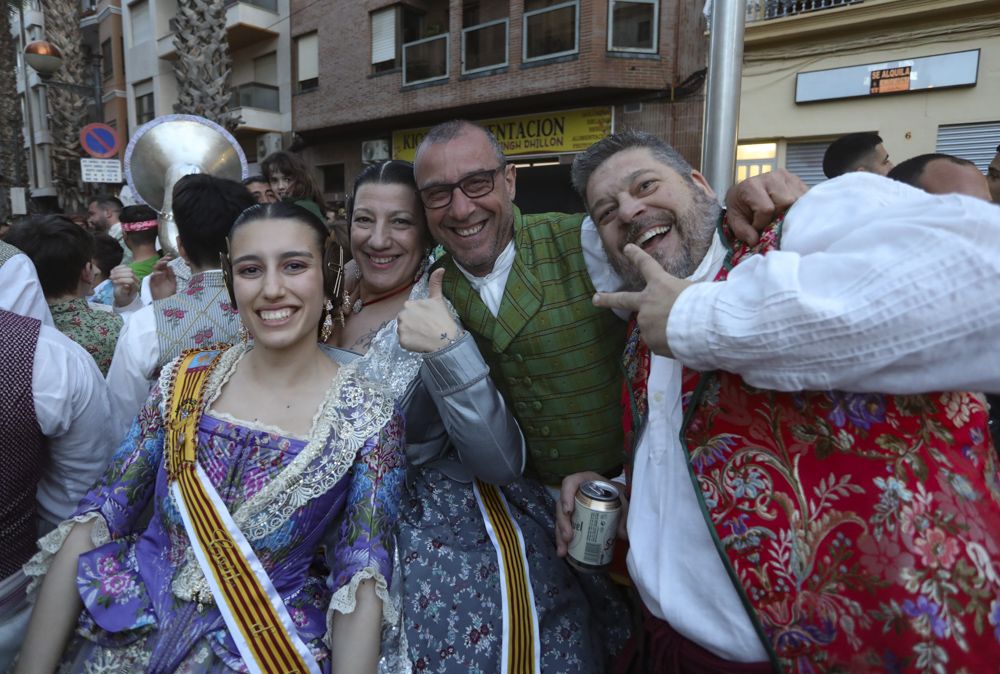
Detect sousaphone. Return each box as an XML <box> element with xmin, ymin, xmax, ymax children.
<box><xmin>124</xmin><ymin>114</ymin><xmax>248</xmax><ymax>257</ymax></box>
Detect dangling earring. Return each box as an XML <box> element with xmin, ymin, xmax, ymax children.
<box><xmin>239</xmin><ymin>321</ymin><xmax>251</xmax><ymax>346</ymax></box>
<box><xmin>320</xmin><ymin>299</ymin><xmax>335</xmax><ymax>342</ymax></box>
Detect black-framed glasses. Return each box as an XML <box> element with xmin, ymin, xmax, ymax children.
<box><xmin>418</xmin><ymin>165</ymin><xmax>504</xmax><ymax>209</ymax></box>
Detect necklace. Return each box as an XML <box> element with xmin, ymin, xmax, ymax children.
<box><xmin>353</xmin><ymin>280</ymin><xmax>414</xmax><ymax>314</ymax></box>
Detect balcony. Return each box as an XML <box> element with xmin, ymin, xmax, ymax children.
<box><xmin>746</xmin><ymin>0</ymin><xmax>861</xmax><ymax>22</ymax></box>
<box><xmin>402</xmin><ymin>33</ymin><xmax>449</xmax><ymax>86</ymax></box>
<box><xmin>230</xmin><ymin>82</ymin><xmax>279</xmax><ymax>112</ymax></box>
<box><xmin>462</xmin><ymin>18</ymin><xmax>508</xmax><ymax>74</ymax></box>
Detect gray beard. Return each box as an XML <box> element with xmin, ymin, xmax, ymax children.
<box><xmin>611</xmin><ymin>194</ymin><xmax>720</xmax><ymax>291</ymax></box>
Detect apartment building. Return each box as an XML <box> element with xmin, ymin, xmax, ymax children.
<box><xmin>737</xmin><ymin>0</ymin><xmax>1000</xmax><ymax>185</ymax></box>
<box><xmin>81</xmin><ymin>0</ymin><xmax>129</xmax><ymax>153</ymax></box>
<box><xmin>291</xmin><ymin>0</ymin><xmax>708</xmax><ymax>214</ymax></box>
<box><xmin>121</xmin><ymin>0</ymin><xmax>294</xmax><ymax>165</ymax></box>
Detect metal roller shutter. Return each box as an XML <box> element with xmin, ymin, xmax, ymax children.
<box><xmin>936</xmin><ymin>121</ymin><xmax>1000</xmax><ymax>171</ymax></box>
<box><xmin>784</xmin><ymin>141</ymin><xmax>829</xmax><ymax>187</ymax></box>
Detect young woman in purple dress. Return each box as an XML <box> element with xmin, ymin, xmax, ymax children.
<box><xmin>16</xmin><ymin>202</ymin><xmax>405</xmax><ymax>674</ymax></box>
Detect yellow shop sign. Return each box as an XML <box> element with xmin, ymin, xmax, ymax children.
<box><xmin>393</xmin><ymin>107</ymin><xmax>612</xmax><ymax>162</ymax></box>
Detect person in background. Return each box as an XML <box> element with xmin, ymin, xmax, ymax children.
<box><xmin>243</xmin><ymin>174</ymin><xmax>277</xmax><ymax>204</ymax></box>
<box><xmin>0</xmin><ymin>305</ymin><xmax>114</xmax><ymax>670</ymax></box>
<box><xmin>105</xmin><ymin>174</ymin><xmax>252</xmax><ymax>441</ymax></box>
<box><xmin>118</xmin><ymin>204</ymin><xmax>160</xmax><ymax>282</ymax></box>
<box><xmin>5</xmin><ymin>216</ymin><xmax>122</xmax><ymax>375</ymax></box>
<box><xmin>86</xmin><ymin>195</ymin><xmax>130</xmax><ymax>264</ymax></box>
<box><xmin>261</xmin><ymin>150</ymin><xmax>328</xmax><ymax>222</ymax></box>
<box><xmin>822</xmin><ymin>131</ymin><xmax>894</xmax><ymax>178</ymax></box>
<box><xmin>87</xmin><ymin>232</ymin><xmax>124</xmax><ymax>307</ymax></box>
<box><xmin>888</xmin><ymin>152</ymin><xmax>993</xmax><ymax>201</ymax></box>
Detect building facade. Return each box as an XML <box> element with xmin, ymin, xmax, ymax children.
<box><xmin>738</xmin><ymin>0</ymin><xmax>999</xmax><ymax>185</ymax></box>
<box><xmin>291</xmin><ymin>0</ymin><xmax>707</xmax><ymax>215</ymax></box>
<box><xmin>120</xmin><ymin>0</ymin><xmax>293</xmax><ymax>167</ymax></box>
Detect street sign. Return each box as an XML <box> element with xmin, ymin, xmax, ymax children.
<box><xmin>80</xmin><ymin>123</ymin><xmax>120</xmax><ymax>159</ymax></box>
<box><xmin>81</xmin><ymin>158</ymin><xmax>123</xmax><ymax>183</ymax></box>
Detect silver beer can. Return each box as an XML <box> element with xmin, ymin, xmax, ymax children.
<box><xmin>568</xmin><ymin>480</ymin><xmax>621</xmax><ymax>572</ymax></box>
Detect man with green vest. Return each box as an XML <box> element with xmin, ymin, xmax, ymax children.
<box><xmin>414</xmin><ymin>120</ymin><xmax>625</xmax><ymax>485</ymax></box>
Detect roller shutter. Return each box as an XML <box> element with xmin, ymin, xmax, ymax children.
<box><xmin>784</xmin><ymin>141</ymin><xmax>829</xmax><ymax>187</ymax></box>
<box><xmin>936</xmin><ymin>121</ymin><xmax>1000</xmax><ymax>171</ymax></box>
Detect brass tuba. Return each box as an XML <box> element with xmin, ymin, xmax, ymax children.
<box><xmin>124</xmin><ymin>114</ymin><xmax>248</xmax><ymax>257</ymax></box>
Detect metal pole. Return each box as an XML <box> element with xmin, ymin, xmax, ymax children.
<box><xmin>17</xmin><ymin>3</ymin><xmax>41</xmax><ymax>192</ymax></box>
<box><xmin>701</xmin><ymin>0</ymin><xmax>747</xmax><ymax>197</ymax></box>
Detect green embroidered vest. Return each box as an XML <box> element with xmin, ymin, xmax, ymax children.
<box><xmin>439</xmin><ymin>208</ymin><xmax>625</xmax><ymax>484</ymax></box>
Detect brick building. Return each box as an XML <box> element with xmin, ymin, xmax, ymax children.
<box><xmin>291</xmin><ymin>0</ymin><xmax>708</xmax><ymax>215</ymax></box>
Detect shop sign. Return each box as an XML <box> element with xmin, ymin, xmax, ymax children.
<box><xmin>870</xmin><ymin>66</ymin><xmax>911</xmax><ymax>95</ymax></box>
<box><xmin>393</xmin><ymin>107</ymin><xmax>612</xmax><ymax>162</ymax></box>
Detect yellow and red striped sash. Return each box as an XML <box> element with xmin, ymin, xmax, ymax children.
<box><xmin>165</xmin><ymin>348</ymin><xmax>319</xmax><ymax>674</ymax></box>
<box><xmin>473</xmin><ymin>480</ymin><xmax>540</xmax><ymax>674</ymax></box>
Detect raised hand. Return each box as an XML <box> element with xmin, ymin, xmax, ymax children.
<box><xmin>725</xmin><ymin>169</ymin><xmax>807</xmax><ymax>245</ymax></box>
<box><xmin>148</xmin><ymin>256</ymin><xmax>177</xmax><ymax>300</ymax></box>
<box><xmin>396</xmin><ymin>268</ymin><xmax>463</xmax><ymax>353</ymax></box>
<box><xmin>110</xmin><ymin>264</ymin><xmax>139</xmax><ymax>308</ymax></box>
<box><xmin>592</xmin><ymin>244</ymin><xmax>692</xmax><ymax>358</ymax></box>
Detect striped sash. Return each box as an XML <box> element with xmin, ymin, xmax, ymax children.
<box><xmin>165</xmin><ymin>348</ymin><xmax>320</xmax><ymax>674</ymax></box>
<box><xmin>473</xmin><ymin>480</ymin><xmax>541</xmax><ymax>674</ymax></box>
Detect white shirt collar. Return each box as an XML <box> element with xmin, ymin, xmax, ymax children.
<box><xmin>455</xmin><ymin>238</ymin><xmax>516</xmax><ymax>291</ymax></box>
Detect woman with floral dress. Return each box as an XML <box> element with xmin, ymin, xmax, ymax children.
<box><xmin>330</xmin><ymin>161</ymin><xmax>629</xmax><ymax>673</ymax></box>
<box><xmin>15</xmin><ymin>202</ymin><xmax>405</xmax><ymax>674</ymax></box>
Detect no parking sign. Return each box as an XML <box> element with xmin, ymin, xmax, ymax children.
<box><xmin>79</xmin><ymin>123</ymin><xmax>120</xmax><ymax>159</ymax></box>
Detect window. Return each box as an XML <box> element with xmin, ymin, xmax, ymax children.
<box><xmin>403</xmin><ymin>34</ymin><xmax>449</xmax><ymax>85</ymax></box>
<box><xmin>607</xmin><ymin>0</ymin><xmax>657</xmax><ymax>53</ymax></box>
<box><xmin>254</xmin><ymin>52</ymin><xmax>278</xmax><ymax>84</ymax></box>
<box><xmin>523</xmin><ymin>0</ymin><xmax>578</xmax><ymax>62</ymax></box>
<box><xmin>130</xmin><ymin>0</ymin><xmax>152</xmax><ymax>46</ymax></box>
<box><xmin>371</xmin><ymin>4</ymin><xmax>431</xmax><ymax>74</ymax></box>
<box><xmin>134</xmin><ymin>79</ymin><xmax>155</xmax><ymax>125</ymax></box>
<box><xmin>101</xmin><ymin>39</ymin><xmax>113</xmax><ymax>80</ymax></box>
<box><xmin>371</xmin><ymin>7</ymin><xmax>397</xmax><ymax>71</ymax></box>
<box><xmin>295</xmin><ymin>33</ymin><xmax>318</xmax><ymax>92</ymax></box>
<box><xmin>735</xmin><ymin>143</ymin><xmax>776</xmax><ymax>183</ymax></box>
<box><xmin>321</xmin><ymin>164</ymin><xmax>345</xmax><ymax>194</ymax></box>
<box><xmin>462</xmin><ymin>0</ymin><xmax>508</xmax><ymax>73</ymax></box>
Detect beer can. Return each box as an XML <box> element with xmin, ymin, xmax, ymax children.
<box><xmin>567</xmin><ymin>480</ymin><xmax>621</xmax><ymax>572</ymax></box>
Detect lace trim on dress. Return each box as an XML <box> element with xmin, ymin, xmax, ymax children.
<box><xmin>169</xmin><ymin>342</ymin><xmax>397</xmax><ymax>605</ymax></box>
<box><xmin>22</xmin><ymin>511</ymin><xmax>110</xmax><ymax>598</ymax></box>
<box><xmin>325</xmin><ymin>566</ymin><xmax>396</xmax><ymax>645</ymax></box>
<box><xmin>202</xmin><ymin>408</ymin><xmax>310</xmax><ymax>442</ymax></box>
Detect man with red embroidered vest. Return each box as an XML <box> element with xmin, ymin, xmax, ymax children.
<box><xmin>0</xmin><ymin>309</ymin><xmax>114</xmax><ymax>669</ymax></box>
<box><xmin>557</xmin><ymin>130</ymin><xmax>1000</xmax><ymax>673</ymax></box>
<box><xmin>106</xmin><ymin>175</ymin><xmax>253</xmax><ymax>441</ymax></box>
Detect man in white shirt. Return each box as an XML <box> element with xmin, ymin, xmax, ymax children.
<box><xmin>0</xmin><ymin>308</ymin><xmax>115</xmax><ymax>670</ymax></box>
<box><xmin>557</xmin><ymin>130</ymin><xmax>1000</xmax><ymax>673</ymax></box>
<box><xmin>106</xmin><ymin>174</ymin><xmax>253</xmax><ymax>441</ymax></box>
<box><xmin>87</xmin><ymin>194</ymin><xmax>131</xmax><ymax>265</ymax></box>
<box><xmin>0</xmin><ymin>240</ymin><xmax>54</xmax><ymax>326</ymax></box>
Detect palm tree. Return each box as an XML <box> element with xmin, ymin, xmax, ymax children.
<box><xmin>172</xmin><ymin>0</ymin><xmax>240</xmax><ymax>132</ymax></box>
<box><xmin>40</xmin><ymin>0</ymin><xmax>87</xmax><ymax>212</ymax></box>
<box><xmin>0</xmin><ymin>1</ymin><xmax>27</xmax><ymax>220</ymax></box>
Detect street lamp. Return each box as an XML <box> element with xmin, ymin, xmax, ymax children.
<box><xmin>24</xmin><ymin>39</ymin><xmax>103</xmax><ymax>123</ymax></box>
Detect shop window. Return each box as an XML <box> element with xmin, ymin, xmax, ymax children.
<box><xmin>134</xmin><ymin>79</ymin><xmax>155</xmax><ymax>125</ymax></box>
<box><xmin>607</xmin><ymin>0</ymin><xmax>658</xmax><ymax>53</ymax></box>
<box><xmin>523</xmin><ymin>0</ymin><xmax>578</xmax><ymax>62</ymax></box>
<box><xmin>735</xmin><ymin>143</ymin><xmax>776</xmax><ymax>183</ymax></box>
<box><xmin>295</xmin><ymin>33</ymin><xmax>318</xmax><ymax>92</ymax></box>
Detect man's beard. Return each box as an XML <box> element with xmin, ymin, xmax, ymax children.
<box><xmin>610</xmin><ymin>191</ymin><xmax>720</xmax><ymax>291</ymax></box>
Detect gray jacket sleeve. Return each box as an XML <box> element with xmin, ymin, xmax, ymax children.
<box><xmin>414</xmin><ymin>333</ymin><xmax>525</xmax><ymax>486</ymax></box>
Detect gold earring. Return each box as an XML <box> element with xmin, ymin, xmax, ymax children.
<box><xmin>320</xmin><ymin>299</ymin><xmax>335</xmax><ymax>342</ymax></box>
<box><xmin>239</xmin><ymin>321</ymin><xmax>251</xmax><ymax>346</ymax></box>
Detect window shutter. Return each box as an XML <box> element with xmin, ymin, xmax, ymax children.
<box><xmin>371</xmin><ymin>7</ymin><xmax>396</xmax><ymax>64</ymax></box>
<box><xmin>785</xmin><ymin>141</ymin><xmax>829</xmax><ymax>187</ymax></box>
<box><xmin>296</xmin><ymin>33</ymin><xmax>318</xmax><ymax>82</ymax></box>
<box><xmin>936</xmin><ymin>121</ymin><xmax>1000</xmax><ymax>171</ymax></box>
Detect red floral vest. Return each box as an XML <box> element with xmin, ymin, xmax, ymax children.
<box><xmin>625</xmin><ymin>221</ymin><xmax>1000</xmax><ymax>672</ymax></box>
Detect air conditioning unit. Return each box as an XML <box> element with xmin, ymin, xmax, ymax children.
<box><xmin>256</xmin><ymin>132</ymin><xmax>282</xmax><ymax>161</ymax></box>
<box><xmin>361</xmin><ymin>139</ymin><xmax>390</xmax><ymax>163</ymax></box>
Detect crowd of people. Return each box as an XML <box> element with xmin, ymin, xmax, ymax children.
<box><xmin>1</xmin><ymin>121</ymin><xmax>999</xmax><ymax>674</ymax></box>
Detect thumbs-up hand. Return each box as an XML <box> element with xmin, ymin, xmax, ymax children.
<box><xmin>397</xmin><ymin>268</ymin><xmax>464</xmax><ymax>353</ymax></box>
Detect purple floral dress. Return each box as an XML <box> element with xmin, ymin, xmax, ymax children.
<box><xmin>27</xmin><ymin>345</ymin><xmax>405</xmax><ymax>673</ymax></box>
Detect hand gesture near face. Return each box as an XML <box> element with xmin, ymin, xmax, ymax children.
<box><xmin>397</xmin><ymin>268</ymin><xmax>464</xmax><ymax>353</ymax></box>
<box><xmin>593</xmin><ymin>244</ymin><xmax>692</xmax><ymax>358</ymax></box>
<box><xmin>148</xmin><ymin>256</ymin><xmax>177</xmax><ymax>301</ymax></box>
<box><xmin>725</xmin><ymin>169</ymin><xmax>807</xmax><ymax>245</ymax></box>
